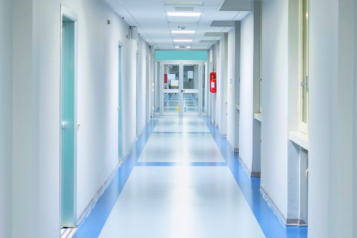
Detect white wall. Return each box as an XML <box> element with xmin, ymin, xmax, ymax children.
<box><xmin>261</xmin><ymin>0</ymin><xmax>289</xmax><ymax>218</ymax></box>
<box><xmin>227</xmin><ymin>21</ymin><xmax>241</xmax><ymax>151</ymax></box>
<box><xmin>239</xmin><ymin>13</ymin><xmax>254</xmax><ymax>169</ymax></box>
<box><xmin>215</xmin><ymin>41</ymin><xmax>221</xmax><ymax>127</ymax></box>
<box><xmin>10</xmin><ymin>0</ymin><xmax>150</xmax><ymax>237</ymax></box>
<box><xmin>309</xmin><ymin>0</ymin><xmax>355</xmax><ymax>237</ymax></box>
<box><xmin>227</xmin><ymin>27</ymin><xmax>235</xmax><ymax>148</ymax></box>
<box><xmin>354</xmin><ymin>1</ymin><xmax>357</xmax><ymax>234</ymax></box>
<box><xmin>13</xmin><ymin>0</ymin><xmax>41</xmax><ymax>237</ymax></box>
<box><xmin>0</xmin><ymin>0</ymin><xmax>13</xmax><ymax>237</ymax></box>
<box><xmin>137</xmin><ymin>38</ymin><xmax>150</xmax><ymax>134</ymax></box>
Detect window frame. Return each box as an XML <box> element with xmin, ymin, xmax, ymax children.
<box><xmin>299</xmin><ymin>0</ymin><xmax>310</xmax><ymax>135</ymax></box>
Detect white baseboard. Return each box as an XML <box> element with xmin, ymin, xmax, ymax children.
<box><xmin>260</xmin><ymin>186</ymin><xmax>307</xmax><ymax>226</ymax></box>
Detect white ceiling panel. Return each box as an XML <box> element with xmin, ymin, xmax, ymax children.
<box><xmin>103</xmin><ymin>0</ymin><xmax>251</xmax><ymax>50</ymax></box>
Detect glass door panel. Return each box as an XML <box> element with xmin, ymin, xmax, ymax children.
<box><xmin>202</xmin><ymin>63</ymin><xmax>208</xmax><ymax>114</ymax></box>
<box><xmin>183</xmin><ymin>65</ymin><xmax>198</xmax><ymax>89</ymax></box>
<box><xmin>183</xmin><ymin>93</ymin><xmax>199</xmax><ymax>115</ymax></box>
<box><xmin>163</xmin><ymin>64</ymin><xmax>180</xmax><ymax>115</ymax></box>
<box><xmin>164</xmin><ymin>93</ymin><xmax>180</xmax><ymax>113</ymax></box>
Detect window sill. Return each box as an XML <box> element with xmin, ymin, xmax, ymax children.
<box><xmin>236</xmin><ymin>104</ymin><xmax>240</xmax><ymax>111</ymax></box>
<box><xmin>254</xmin><ymin>113</ymin><xmax>262</xmax><ymax>122</ymax></box>
<box><xmin>289</xmin><ymin>131</ymin><xmax>309</xmax><ymax>150</ymax></box>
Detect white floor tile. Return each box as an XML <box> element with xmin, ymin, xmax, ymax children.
<box><xmin>99</xmin><ymin>167</ymin><xmax>266</xmax><ymax>238</ymax></box>
<box><xmin>153</xmin><ymin>117</ymin><xmax>209</xmax><ymax>133</ymax></box>
<box><xmin>138</xmin><ymin>133</ymin><xmax>225</xmax><ymax>162</ymax></box>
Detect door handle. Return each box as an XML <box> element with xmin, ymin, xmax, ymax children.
<box><xmin>300</xmin><ymin>75</ymin><xmax>308</xmax><ymax>93</ymax></box>
<box><xmin>61</xmin><ymin>122</ymin><xmax>66</xmax><ymax>129</ymax></box>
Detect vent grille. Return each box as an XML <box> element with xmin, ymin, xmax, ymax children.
<box><xmin>210</xmin><ymin>21</ymin><xmax>235</xmax><ymax>27</ymax></box>
<box><xmin>200</xmin><ymin>40</ymin><xmax>217</xmax><ymax>43</ymax></box>
<box><xmin>204</xmin><ymin>32</ymin><xmax>225</xmax><ymax>37</ymax></box>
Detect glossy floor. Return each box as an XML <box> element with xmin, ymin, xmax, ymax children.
<box><xmin>73</xmin><ymin>117</ymin><xmax>308</xmax><ymax>238</ymax></box>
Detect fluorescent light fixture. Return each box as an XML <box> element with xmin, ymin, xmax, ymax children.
<box><xmin>175</xmin><ymin>46</ymin><xmax>191</xmax><ymax>49</ymax></box>
<box><xmin>167</xmin><ymin>12</ymin><xmax>201</xmax><ymax>17</ymax></box>
<box><xmin>165</xmin><ymin>1</ymin><xmax>204</xmax><ymax>6</ymax></box>
<box><xmin>173</xmin><ymin>39</ymin><xmax>192</xmax><ymax>42</ymax></box>
<box><xmin>172</xmin><ymin>31</ymin><xmax>195</xmax><ymax>34</ymax></box>
<box><xmin>169</xmin><ymin>21</ymin><xmax>199</xmax><ymax>24</ymax></box>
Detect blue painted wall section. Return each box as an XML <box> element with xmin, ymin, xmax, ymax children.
<box><xmin>155</xmin><ymin>51</ymin><xmax>208</xmax><ymax>61</ymax></box>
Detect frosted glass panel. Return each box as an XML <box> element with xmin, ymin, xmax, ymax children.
<box><xmin>61</xmin><ymin>20</ymin><xmax>76</xmax><ymax>227</ymax></box>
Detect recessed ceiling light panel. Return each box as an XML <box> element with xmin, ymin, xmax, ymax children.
<box><xmin>169</xmin><ymin>21</ymin><xmax>199</xmax><ymax>24</ymax></box>
<box><xmin>172</xmin><ymin>31</ymin><xmax>195</xmax><ymax>34</ymax></box>
<box><xmin>173</xmin><ymin>39</ymin><xmax>193</xmax><ymax>42</ymax></box>
<box><xmin>167</xmin><ymin>12</ymin><xmax>201</xmax><ymax>17</ymax></box>
<box><xmin>165</xmin><ymin>1</ymin><xmax>204</xmax><ymax>6</ymax></box>
<box><xmin>175</xmin><ymin>46</ymin><xmax>191</xmax><ymax>49</ymax></box>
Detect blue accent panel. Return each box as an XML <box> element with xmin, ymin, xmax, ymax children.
<box><xmin>155</xmin><ymin>51</ymin><xmax>208</xmax><ymax>61</ymax></box>
<box><xmin>73</xmin><ymin>119</ymin><xmax>158</xmax><ymax>238</ymax></box>
<box><xmin>136</xmin><ymin>162</ymin><xmax>227</xmax><ymax>166</ymax></box>
<box><xmin>202</xmin><ymin>118</ymin><xmax>308</xmax><ymax>238</ymax></box>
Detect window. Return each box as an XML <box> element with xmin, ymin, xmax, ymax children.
<box><xmin>260</xmin><ymin>1</ymin><xmax>263</xmax><ymax>113</ymax></box>
<box><xmin>300</xmin><ymin>0</ymin><xmax>309</xmax><ymax>135</ymax></box>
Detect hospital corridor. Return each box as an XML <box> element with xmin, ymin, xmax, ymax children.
<box><xmin>0</xmin><ymin>0</ymin><xmax>357</xmax><ymax>238</ymax></box>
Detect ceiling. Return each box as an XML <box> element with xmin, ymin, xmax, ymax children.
<box><xmin>104</xmin><ymin>0</ymin><xmax>252</xmax><ymax>50</ymax></box>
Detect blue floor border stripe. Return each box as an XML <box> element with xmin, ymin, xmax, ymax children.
<box><xmin>136</xmin><ymin>162</ymin><xmax>227</xmax><ymax>166</ymax></box>
<box><xmin>202</xmin><ymin>117</ymin><xmax>308</xmax><ymax>238</ymax></box>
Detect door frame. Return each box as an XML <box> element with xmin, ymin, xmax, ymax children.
<box><xmin>60</xmin><ymin>5</ymin><xmax>78</xmax><ymax>228</ymax></box>
<box><xmin>118</xmin><ymin>42</ymin><xmax>124</xmax><ymax>161</ymax></box>
<box><xmin>156</xmin><ymin>60</ymin><xmax>207</xmax><ymax>117</ymax></box>
<box><xmin>136</xmin><ymin>51</ymin><xmax>140</xmax><ymax>138</ymax></box>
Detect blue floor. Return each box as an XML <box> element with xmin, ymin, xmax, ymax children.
<box><xmin>73</xmin><ymin>117</ymin><xmax>308</xmax><ymax>238</ymax></box>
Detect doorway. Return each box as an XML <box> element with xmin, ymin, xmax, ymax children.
<box><xmin>60</xmin><ymin>6</ymin><xmax>78</xmax><ymax>228</ymax></box>
<box><xmin>159</xmin><ymin>61</ymin><xmax>206</xmax><ymax>117</ymax></box>
<box><xmin>118</xmin><ymin>45</ymin><xmax>123</xmax><ymax>160</ymax></box>
<box><xmin>136</xmin><ymin>51</ymin><xmax>139</xmax><ymax>138</ymax></box>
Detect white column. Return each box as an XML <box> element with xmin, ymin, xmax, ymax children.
<box><xmin>227</xmin><ymin>22</ymin><xmax>241</xmax><ymax>152</ymax></box>
<box><xmin>309</xmin><ymin>0</ymin><xmax>355</xmax><ymax>237</ymax></box>
<box><xmin>0</xmin><ymin>0</ymin><xmax>13</xmax><ymax>237</ymax></box>
<box><xmin>12</xmin><ymin>0</ymin><xmax>41</xmax><ymax>237</ymax></box>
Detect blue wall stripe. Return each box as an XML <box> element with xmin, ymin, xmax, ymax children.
<box><xmin>155</xmin><ymin>51</ymin><xmax>208</xmax><ymax>61</ymax></box>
